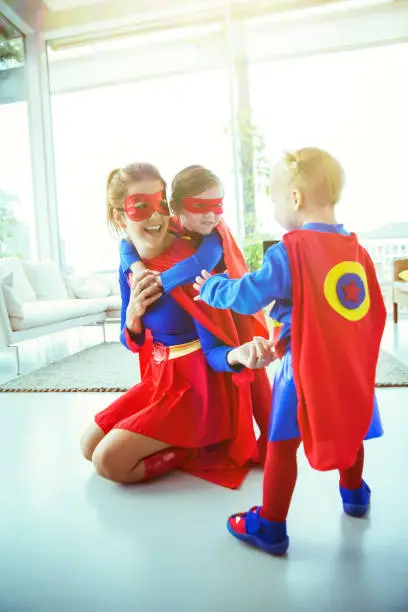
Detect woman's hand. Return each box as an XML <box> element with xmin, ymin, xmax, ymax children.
<box><xmin>126</xmin><ymin>270</ymin><xmax>163</xmax><ymax>330</ymax></box>
<box><xmin>130</xmin><ymin>265</ymin><xmax>163</xmax><ymax>289</ymax></box>
<box><xmin>193</xmin><ymin>269</ymin><xmax>211</xmax><ymax>301</ymax></box>
<box><xmin>227</xmin><ymin>337</ymin><xmax>276</xmax><ymax>370</ymax></box>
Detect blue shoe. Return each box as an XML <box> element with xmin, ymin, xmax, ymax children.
<box><xmin>340</xmin><ymin>480</ymin><xmax>371</xmax><ymax>517</ymax></box>
<box><xmin>227</xmin><ymin>506</ymin><xmax>289</xmax><ymax>556</ymax></box>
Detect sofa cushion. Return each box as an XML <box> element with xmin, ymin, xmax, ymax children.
<box><xmin>90</xmin><ymin>295</ymin><xmax>121</xmax><ymax>312</ymax></box>
<box><xmin>94</xmin><ymin>272</ymin><xmax>120</xmax><ymax>296</ymax></box>
<box><xmin>72</xmin><ymin>277</ymin><xmax>110</xmax><ymax>299</ymax></box>
<box><xmin>0</xmin><ymin>258</ymin><xmax>36</xmax><ymax>302</ymax></box>
<box><xmin>104</xmin><ymin>295</ymin><xmax>121</xmax><ymax>312</ymax></box>
<box><xmin>10</xmin><ymin>299</ymin><xmax>107</xmax><ymax>331</ymax></box>
<box><xmin>1</xmin><ymin>272</ymin><xmax>24</xmax><ymax>318</ymax></box>
<box><xmin>23</xmin><ymin>261</ymin><xmax>68</xmax><ymax>300</ymax></box>
<box><xmin>63</xmin><ymin>275</ymin><xmax>76</xmax><ymax>298</ymax></box>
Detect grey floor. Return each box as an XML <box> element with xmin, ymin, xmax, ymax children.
<box><xmin>1</xmin><ymin>322</ymin><xmax>408</xmax><ymax>612</ymax></box>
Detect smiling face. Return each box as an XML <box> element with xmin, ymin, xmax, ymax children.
<box><xmin>114</xmin><ymin>178</ymin><xmax>170</xmax><ymax>257</ymax></box>
<box><xmin>179</xmin><ymin>184</ymin><xmax>223</xmax><ymax>236</ymax></box>
<box><xmin>170</xmin><ymin>165</ymin><xmax>225</xmax><ymax>236</ymax></box>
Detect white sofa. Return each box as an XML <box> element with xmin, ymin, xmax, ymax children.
<box><xmin>0</xmin><ymin>258</ymin><xmax>122</xmax><ymax>374</ymax></box>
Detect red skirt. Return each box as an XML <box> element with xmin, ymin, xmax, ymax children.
<box><xmin>95</xmin><ymin>347</ymin><xmax>257</xmax><ymax>488</ymax></box>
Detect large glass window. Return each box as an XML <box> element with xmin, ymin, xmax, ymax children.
<box><xmin>46</xmin><ymin>5</ymin><xmax>408</xmax><ymax>295</ymax></box>
<box><xmin>248</xmin><ymin>43</ymin><xmax>408</xmax><ymax>291</ymax></box>
<box><xmin>48</xmin><ymin>25</ymin><xmax>236</xmax><ymax>273</ymax></box>
<box><xmin>0</xmin><ymin>16</ymin><xmax>36</xmax><ymax>260</ymax></box>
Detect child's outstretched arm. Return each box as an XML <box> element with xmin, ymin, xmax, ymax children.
<box><xmin>120</xmin><ymin>233</ymin><xmax>224</xmax><ymax>293</ymax></box>
<box><xmin>160</xmin><ymin>231</ymin><xmax>223</xmax><ymax>292</ymax></box>
<box><xmin>194</xmin><ymin>242</ymin><xmax>292</xmax><ymax>314</ymax></box>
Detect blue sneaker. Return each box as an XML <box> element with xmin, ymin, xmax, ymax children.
<box><xmin>340</xmin><ymin>480</ymin><xmax>371</xmax><ymax>517</ymax></box>
<box><xmin>227</xmin><ymin>506</ymin><xmax>289</xmax><ymax>556</ymax></box>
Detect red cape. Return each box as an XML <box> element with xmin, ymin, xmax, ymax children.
<box><xmin>168</xmin><ymin>219</ymin><xmax>272</xmax><ymax>457</ymax></box>
<box><xmin>284</xmin><ymin>230</ymin><xmax>386</xmax><ymax>471</ymax></box>
<box><xmin>216</xmin><ymin>219</ymin><xmax>269</xmax><ymax>338</ymax></box>
<box><xmin>139</xmin><ymin>237</ymin><xmax>266</xmax><ymax>488</ymax></box>
<box><xmin>170</xmin><ymin>217</ymin><xmax>269</xmax><ymax>338</ymax></box>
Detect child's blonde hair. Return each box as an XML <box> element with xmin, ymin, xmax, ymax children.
<box><xmin>270</xmin><ymin>147</ymin><xmax>345</xmax><ymax>206</ymax></box>
<box><xmin>106</xmin><ymin>163</ymin><xmax>167</xmax><ymax>234</ymax></box>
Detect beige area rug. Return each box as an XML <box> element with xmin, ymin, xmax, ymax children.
<box><xmin>0</xmin><ymin>342</ymin><xmax>407</xmax><ymax>392</ymax></box>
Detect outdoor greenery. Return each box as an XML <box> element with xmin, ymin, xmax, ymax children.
<box><xmin>0</xmin><ymin>28</ymin><xmax>24</xmax><ymax>74</ymax></box>
<box><xmin>236</xmin><ymin>110</ymin><xmax>274</xmax><ymax>271</ymax></box>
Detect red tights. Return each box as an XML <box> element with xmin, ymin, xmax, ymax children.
<box><xmin>260</xmin><ymin>439</ymin><xmax>364</xmax><ymax>522</ymax></box>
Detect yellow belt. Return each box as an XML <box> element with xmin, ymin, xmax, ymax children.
<box><xmin>153</xmin><ymin>339</ymin><xmax>202</xmax><ymax>363</ymax></box>
<box><xmin>168</xmin><ymin>339</ymin><xmax>201</xmax><ymax>360</ymax></box>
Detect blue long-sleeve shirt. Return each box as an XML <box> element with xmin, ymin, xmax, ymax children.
<box><xmin>120</xmin><ymin>231</ymin><xmax>223</xmax><ymax>293</ymax></box>
<box><xmin>119</xmin><ymin>264</ymin><xmax>240</xmax><ymax>373</ymax></box>
<box><xmin>199</xmin><ymin>223</ymin><xmax>349</xmax><ymax>349</ymax></box>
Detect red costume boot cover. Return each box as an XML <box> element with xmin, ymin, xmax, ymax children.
<box><xmin>142</xmin><ymin>448</ymin><xmax>190</xmax><ymax>482</ymax></box>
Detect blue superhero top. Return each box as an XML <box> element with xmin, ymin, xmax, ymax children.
<box><xmin>119</xmin><ymin>253</ymin><xmax>239</xmax><ymax>373</ymax></box>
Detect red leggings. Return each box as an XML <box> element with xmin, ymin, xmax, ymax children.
<box><xmin>260</xmin><ymin>438</ymin><xmax>365</xmax><ymax>522</ymax></box>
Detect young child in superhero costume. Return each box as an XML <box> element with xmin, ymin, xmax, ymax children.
<box><xmin>194</xmin><ymin>148</ymin><xmax>386</xmax><ymax>554</ymax></box>
<box><xmin>118</xmin><ymin>165</ymin><xmax>272</xmax><ymax>462</ymax></box>
<box><xmin>80</xmin><ymin>163</ymin><xmax>275</xmax><ymax>490</ymax></box>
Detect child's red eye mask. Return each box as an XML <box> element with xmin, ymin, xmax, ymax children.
<box><xmin>181</xmin><ymin>197</ymin><xmax>224</xmax><ymax>215</ymax></box>
<box><xmin>124</xmin><ymin>192</ymin><xmax>170</xmax><ymax>221</ymax></box>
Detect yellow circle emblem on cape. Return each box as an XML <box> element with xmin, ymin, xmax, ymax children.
<box><xmin>323</xmin><ymin>261</ymin><xmax>370</xmax><ymax>321</ymax></box>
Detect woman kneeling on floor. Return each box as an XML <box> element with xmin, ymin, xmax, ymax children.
<box><xmin>80</xmin><ymin>162</ymin><xmax>275</xmax><ymax>489</ymax></box>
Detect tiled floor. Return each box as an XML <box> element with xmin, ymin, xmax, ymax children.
<box><xmin>1</xmin><ymin>320</ymin><xmax>408</xmax><ymax>611</ymax></box>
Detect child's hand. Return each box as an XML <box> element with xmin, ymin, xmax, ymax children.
<box><xmin>193</xmin><ymin>270</ymin><xmax>211</xmax><ymax>301</ymax></box>
<box><xmin>227</xmin><ymin>337</ymin><xmax>276</xmax><ymax>370</ymax></box>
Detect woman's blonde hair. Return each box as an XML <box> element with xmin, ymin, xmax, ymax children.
<box><xmin>106</xmin><ymin>162</ymin><xmax>167</xmax><ymax>234</ymax></box>
<box><xmin>270</xmin><ymin>147</ymin><xmax>345</xmax><ymax>206</ymax></box>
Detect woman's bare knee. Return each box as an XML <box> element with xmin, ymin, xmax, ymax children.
<box><xmin>92</xmin><ymin>443</ymin><xmax>144</xmax><ymax>483</ymax></box>
<box><xmin>91</xmin><ymin>429</ymin><xmax>169</xmax><ymax>483</ymax></box>
<box><xmin>92</xmin><ymin>444</ymin><xmax>118</xmax><ymax>480</ymax></box>
<box><xmin>80</xmin><ymin>423</ymin><xmax>105</xmax><ymax>461</ymax></box>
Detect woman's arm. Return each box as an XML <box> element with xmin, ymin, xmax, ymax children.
<box><xmin>119</xmin><ymin>268</ymin><xmax>162</xmax><ymax>352</ymax></box>
<box><xmin>119</xmin><ymin>267</ymin><xmax>145</xmax><ymax>352</ymax></box>
<box><xmin>120</xmin><ymin>238</ymin><xmax>147</xmax><ymax>281</ymax></box>
<box><xmin>195</xmin><ymin>321</ymin><xmax>275</xmax><ymax>372</ymax></box>
<box><xmin>194</xmin><ymin>320</ymin><xmax>239</xmax><ymax>372</ymax></box>
<box><xmin>120</xmin><ymin>239</ymin><xmax>141</xmax><ymax>274</ymax></box>
<box><xmin>196</xmin><ymin>242</ymin><xmax>292</xmax><ymax>314</ymax></box>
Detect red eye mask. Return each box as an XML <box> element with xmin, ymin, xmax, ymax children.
<box><xmin>181</xmin><ymin>197</ymin><xmax>224</xmax><ymax>215</ymax></box>
<box><xmin>124</xmin><ymin>191</ymin><xmax>170</xmax><ymax>221</ymax></box>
